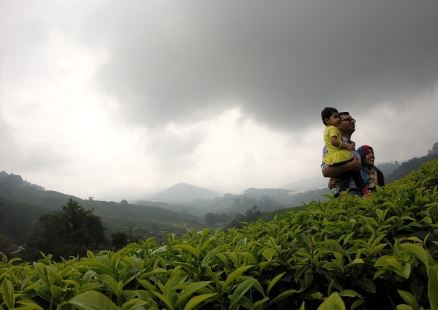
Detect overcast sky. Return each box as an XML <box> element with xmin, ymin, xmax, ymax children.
<box><xmin>1</xmin><ymin>0</ymin><xmax>438</xmax><ymax>200</ymax></box>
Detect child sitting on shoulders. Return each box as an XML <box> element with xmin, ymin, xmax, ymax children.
<box><xmin>321</xmin><ymin>107</ymin><xmax>369</xmax><ymax>196</ymax></box>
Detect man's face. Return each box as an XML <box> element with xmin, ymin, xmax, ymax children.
<box><xmin>338</xmin><ymin>114</ymin><xmax>356</xmax><ymax>134</ymax></box>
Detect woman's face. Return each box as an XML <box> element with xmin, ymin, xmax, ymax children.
<box><xmin>365</xmin><ymin>150</ymin><xmax>375</xmax><ymax>166</ymax></box>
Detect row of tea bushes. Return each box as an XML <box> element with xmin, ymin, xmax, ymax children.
<box><xmin>1</xmin><ymin>160</ymin><xmax>438</xmax><ymax>309</ymax></box>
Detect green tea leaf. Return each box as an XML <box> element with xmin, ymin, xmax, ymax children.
<box><xmin>400</xmin><ymin>243</ymin><xmax>430</xmax><ymax>268</ymax></box>
<box><xmin>267</xmin><ymin>272</ymin><xmax>285</xmax><ymax>295</ymax></box>
<box><xmin>67</xmin><ymin>291</ymin><xmax>120</xmax><ymax>310</ymax></box>
<box><xmin>269</xmin><ymin>289</ymin><xmax>301</xmax><ymax>305</ymax></box>
<box><xmin>229</xmin><ymin>278</ymin><xmax>256</xmax><ymax>309</ymax></box>
<box><xmin>98</xmin><ymin>274</ymin><xmax>123</xmax><ymax>299</ymax></box>
<box><xmin>150</xmin><ymin>291</ymin><xmax>174</xmax><ymax>310</ymax></box>
<box><xmin>253</xmin><ymin>296</ymin><xmax>270</xmax><ymax>309</ymax></box>
<box><xmin>222</xmin><ymin>265</ymin><xmax>253</xmax><ymax>291</ymax></box>
<box><xmin>175</xmin><ymin>244</ymin><xmax>199</xmax><ymax>258</ymax></box>
<box><xmin>176</xmin><ymin>281</ymin><xmax>211</xmax><ymax>305</ymax></box>
<box><xmin>121</xmin><ymin>298</ymin><xmax>149</xmax><ymax>310</ymax></box>
<box><xmin>15</xmin><ymin>300</ymin><xmax>45</xmax><ymax>310</ymax></box>
<box><xmin>428</xmin><ymin>265</ymin><xmax>438</xmax><ymax>310</ymax></box>
<box><xmin>375</xmin><ymin>256</ymin><xmax>402</xmax><ymax>271</ymax></box>
<box><xmin>397</xmin><ymin>290</ymin><xmax>418</xmax><ymax>308</ymax></box>
<box><xmin>1</xmin><ymin>279</ymin><xmax>15</xmax><ymax>309</ymax></box>
<box><xmin>317</xmin><ymin>292</ymin><xmax>346</xmax><ymax>310</ymax></box>
<box><xmin>183</xmin><ymin>293</ymin><xmax>217</xmax><ymax>310</ymax></box>
<box><xmin>262</xmin><ymin>248</ymin><xmax>275</xmax><ymax>261</ymax></box>
<box><xmin>339</xmin><ymin>289</ymin><xmax>361</xmax><ymax>298</ymax></box>
<box><xmin>396</xmin><ymin>305</ymin><xmax>413</xmax><ymax>310</ymax></box>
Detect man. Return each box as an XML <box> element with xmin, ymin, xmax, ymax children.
<box><xmin>321</xmin><ymin>112</ymin><xmax>362</xmax><ymax>196</ymax></box>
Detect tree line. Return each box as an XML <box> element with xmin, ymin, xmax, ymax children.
<box><xmin>3</xmin><ymin>199</ymin><xmax>135</xmax><ymax>260</ymax></box>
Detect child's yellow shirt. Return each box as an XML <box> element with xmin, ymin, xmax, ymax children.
<box><xmin>323</xmin><ymin>126</ymin><xmax>353</xmax><ymax>165</ymax></box>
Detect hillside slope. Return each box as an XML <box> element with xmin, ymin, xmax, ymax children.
<box><xmin>2</xmin><ymin>160</ymin><xmax>437</xmax><ymax>309</ymax></box>
<box><xmin>0</xmin><ymin>172</ymin><xmax>198</xmax><ymax>240</ymax></box>
<box><xmin>149</xmin><ymin>182</ymin><xmax>218</xmax><ymax>203</ymax></box>
<box><xmin>386</xmin><ymin>144</ymin><xmax>438</xmax><ymax>182</ymax></box>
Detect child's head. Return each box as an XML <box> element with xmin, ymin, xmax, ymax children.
<box><xmin>321</xmin><ymin>107</ymin><xmax>339</xmax><ymax>126</ymax></box>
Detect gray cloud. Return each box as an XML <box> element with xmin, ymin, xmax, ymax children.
<box><xmin>0</xmin><ymin>109</ymin><xmax>70</xmax><ymax>173</ymax></box>
<box><xmin>0</xmin><ymin>113</ymin><xmax>19</xmax><ymax>167</ymax></box>
<box><xmin>82</xmin><ymin>0</ymin><xmax>438</xmax><ymax>130</ymax></box>
<box><xmin>145</xmin><ymin>127</ymin><xmax>205</xmax><ymax>173</ymax></box>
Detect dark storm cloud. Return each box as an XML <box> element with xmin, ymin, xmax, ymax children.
<box><xmin>77</xmin><ymin>1</ymin><xmax>438</xmax><ymax>129</ymax></box>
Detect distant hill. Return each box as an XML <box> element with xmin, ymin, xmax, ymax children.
<box><xmin>386</xmin><ymin>142</ymin><xmax>438</xmax><ymax>183</ymax></box>
<box><xmin>0</xmin><ymin>172</ymin><xmax>198</xmax><ymax>243</ymax></box>
<box><xmin>376</xmin><ymin>161</ymin><xmax>400</xmax><ymax>176</ymax></box>
<box><xmin>0</xmin><ymin>197</ymin><xmax>50</xmax><ymax>243</ymax></box>
<box><xmin>283</xmin><ymin>176</ymin><xmax>327</xmax><ymax>192</ymax></box>
<box><xmin>242</xmin><ymin>188</ymin><xmax>295</xmax><ymax>205</ymax></box>
<box><xmin>149</xmin><ymin>183</ymin><xmax>218</xmax><ymax>203</ymax></box>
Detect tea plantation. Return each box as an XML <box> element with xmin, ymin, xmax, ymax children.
<box><xmin>1</xmin><ymin>160</ymin><xmax>438</xmax><ymax>309</ymax></box>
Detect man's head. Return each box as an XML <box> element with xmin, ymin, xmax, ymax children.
<box><xmin>338</xmin><ymin>112</ymin><xmax>356</xmax><ymax>136</ymax></box>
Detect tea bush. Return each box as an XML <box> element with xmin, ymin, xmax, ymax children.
<box><xmin>1</xmin><ymin>160</ymin><xmax>438</xmax><ymax>309</ymax></box>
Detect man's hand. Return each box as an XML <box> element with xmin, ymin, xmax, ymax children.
<box><xmin>346</xmin><ymin>158</ymin><xmax>361</xmax><ymax>171</ymax></box>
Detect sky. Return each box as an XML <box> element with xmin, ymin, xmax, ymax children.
<box><xmin>1</xmin><ymin>0</ymin><xmax>438</xmax><ymax>201</ymax></box>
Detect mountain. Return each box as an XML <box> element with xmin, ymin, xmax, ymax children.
<box><xmin>242</xmin><ymin>188</ymin><xmax>295</xmax><ymax>205</ymax></box>
<box><xmin>283</xmin><ymin>176</ymin><xmax>327</xmax><ymax>192</ymax></box>
<box><xmin>386</xmin><ymin>142</ymin><xmax>438</xmax><ymax>183</ymax></box>
<box><xmin>149</xmin><ymin>183</ymin><xmax>218</xmax><ymax>203</ymax></box>
<box><xmin>0</xmin><ymin>197</ymin><xmax>50</xmax><ymax>243</ymax></box>
<box><xmin>376</xmin><ymin>161</ymin><xmax>400</xmax><ymax>176</ymax></box>
<box><xmin>0</xmin><ymin>172</ymin><xmax>198</xmax><ymax>243</ymax></box>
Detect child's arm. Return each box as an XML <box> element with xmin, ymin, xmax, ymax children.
<box><xmin>330</xmin><ymin>136</ymin><xmax>355</xmax><ymax>151</ymax></box>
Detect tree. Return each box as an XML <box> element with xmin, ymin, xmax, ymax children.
<box><xmin>35</xmin><ymin>199</ymin><xmax>105</xmax><ymax>258</ymax></box>
<box><xmin>111</xmin><ymin>232</ymin><xmax>128</xmax><ymax>249</ymax></box>
<box><xmin>0</xmin><ymin>234</ymin><xmax>16</xmax><ymax>253</ymax></box>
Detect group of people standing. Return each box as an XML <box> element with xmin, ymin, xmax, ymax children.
<box><xmin>321</xmin><ymin>107</ymin><xmax>384</xmax><ymax>197</ymax></box>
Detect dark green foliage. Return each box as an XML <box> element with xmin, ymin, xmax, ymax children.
<box><xmin>0</xmin><ymin>197</ymin><xmax>49</xmax><ymax>243</ymax></box>
<box><xmin>204</xmin><ymin>213</ymin><xmax>232</xmax><ymax>226</ymax></box>
<box><xmin>35</xmin><ymin>199</ymin><xmax>105</xmax><ymax>259</ymax></box>
<box><xmin>0</xmin><ymin>234</ymin><xmax>15</xmax><ymax>253</ymax></box>
<box><xmin>111</xmin><ymin>232</ymin><xmax>129</xmax><ymax>250</ymax></box>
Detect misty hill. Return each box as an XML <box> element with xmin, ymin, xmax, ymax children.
<box><xmin>0</xmin><ymin>172</ymin><xmax>198</xmax><ymax>243</ymax></box>
<box><xmin>149</xmin><ymin>182</ymin><xmax>218</xmax><ymax>203</ymax></box>
<box><xmin>376</xmin><ymin>161</ymin><xmax>400</xmax><ymax>176</ymax></box>
<box><xmin>386</xmin><ymin>142</ymin><xmax>438</xmax><ymax>183</ymax></box>
<box><xmin>242</xmin><ymin>188</ymin><xmax>295</xmax><ymax>205</ymax></box>
<box><xmin>0</xmin><ymin>197</ymin><xmax>50</xmax><ymax>243</ymax></box>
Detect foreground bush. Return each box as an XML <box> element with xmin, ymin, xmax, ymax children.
<box><xmin>1</xmin><ymin>160</ymin><xmax>438</xmax><ymax>309</ymax></box>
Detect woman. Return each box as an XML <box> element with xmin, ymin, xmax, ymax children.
<box><xmin>357</xmin><ymin>145</ymin><xmax>384</xmax><ymax>192</ymax></box>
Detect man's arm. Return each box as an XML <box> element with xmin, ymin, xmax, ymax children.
<box><xmin>322</xmin><ymin>158</ymin><xmax>361</xmax><ymax>178</ymax></box>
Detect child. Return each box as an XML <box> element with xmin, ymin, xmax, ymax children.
<box><xmin>321</xmin><ymin>107</ymin><xmax>369</xmax><ymax>196</ymax></box>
